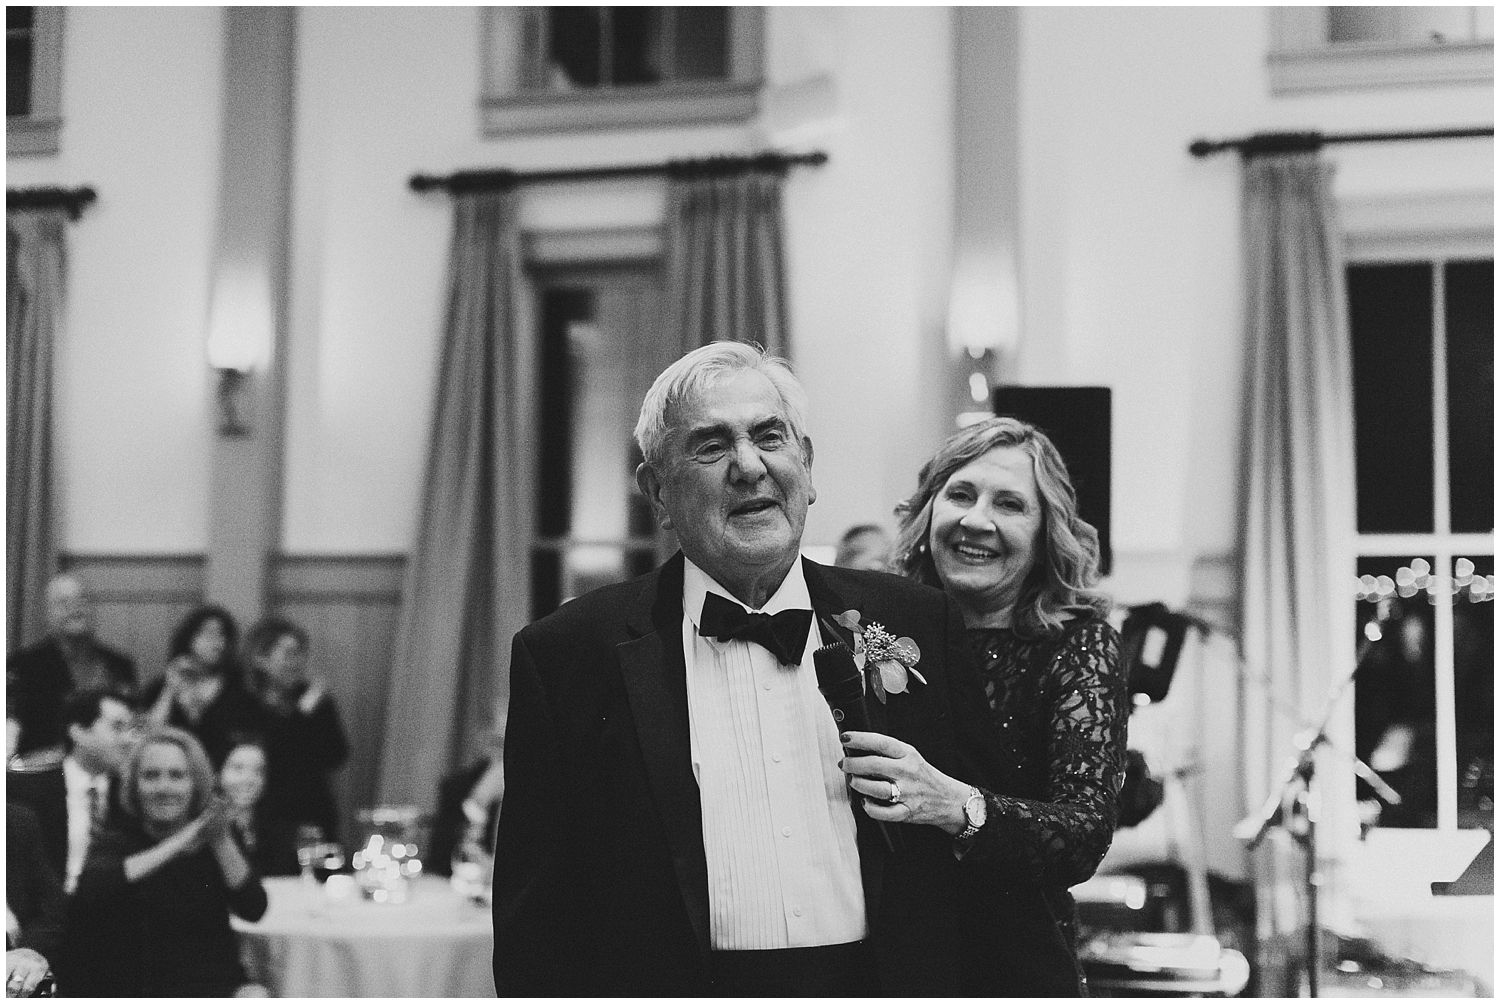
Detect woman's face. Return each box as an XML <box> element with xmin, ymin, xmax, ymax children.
<box><xmin>261</xmin><ymin>634</ymin><xmax>307</xmax><ymax>689</ymax></box>
<box><xmin>137</xmin><ymin>741</ymin><xmax>195</xmax><ymax>829</ymax></box>
<box><xmin>191</xmin><ymin>617</ymin><xmax>229</xmax><ymax>666</ymax></box>
<box><xmin>219</xmin><ymin>744</ymin><xmax>267</xmax><ymax>809</ymax></box>
<box><xmin>928</xmin><ymin>445</ymin><xmax>1044</xmax><ymax>624</ymax></box>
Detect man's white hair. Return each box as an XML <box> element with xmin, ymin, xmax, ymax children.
<box><xmin>633</xmin><ymin>341</ymin><xmax>810</xmax><ymax>468</ymax></box>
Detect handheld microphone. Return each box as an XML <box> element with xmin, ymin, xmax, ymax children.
<box><xmin>813</xmin><ymin>642</ymin><xmax>870</xmax><ymax>737</ymax></box>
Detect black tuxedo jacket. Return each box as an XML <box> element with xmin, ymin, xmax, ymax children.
<box><xmin>493</xmin><ymin>554</ymin><xmax>970</xmax><ymax>996</ymax></box>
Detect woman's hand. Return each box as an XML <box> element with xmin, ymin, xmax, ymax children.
<box><xmin>839</xmin><ymin>731</ymin><xmax>972</xmax><ymax>835</ymax></box>
<box><xmin>5</xmin><ymin>949</ymin><xmax>50</xmax><ymax>998</ymax></box>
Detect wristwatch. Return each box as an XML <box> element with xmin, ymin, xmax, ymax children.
<box><xmin>956</xmin><ymin>786</ymin><xmax>987</xmax><ymax>843</ymax></box>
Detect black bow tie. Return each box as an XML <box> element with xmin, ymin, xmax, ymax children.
<box><xmin>698</xmin><ymin>592</ymin><xmax>813</xmax><ymax>667</ymax></box>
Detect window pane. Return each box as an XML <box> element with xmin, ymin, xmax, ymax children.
<box><xmin>1454</xmin><ymin>555</ymin><xmax>1493</xmax><ymax>832</ymax></box>
<box><xmin>7</xmin><ymin>35</ymin><xmax>33</xmax><ymax>117</ymax></box>
<box><xmin>546</xmin><ymin>7</ymin><xmax>602</xmax><ymax>88</ymax></box>
<box><xmin>536</xmin><ymin>288</ymin><xmax>591</xmax><ymax>541</ymax></box>
<box><xmin>1329</xmin><ymin>6</ymin><xmax>1487</xmax><ymax>45</ymax></box>
<box><xmin>674</xmin><ymin>7</ymin><xmax>731</xmax><ymax>82</ymax></box>
<box><xmin>1446</xmin><ymin>260</ymin><xmax>1494</xmax><ymax>533</ymax></box>
<box><xmin>610</xmin><ymin>7</ymin><xmax>664</xmax><ymax>86</ymax></box>
<box><xmin>1354</xmin><ymin>555</ymin><xmax>1437</xmax><ymax>828</ymax></box>
<box><xmin>1350</xmin><ymin>263</ymin><xmax>1435</xmax><ymax>533</ymax></box>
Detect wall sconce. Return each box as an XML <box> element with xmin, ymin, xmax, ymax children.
<box><xmin>212</xmin><ymin>366</ymin><xmax>251</xmax><ymax>437</ymax></box>
<box><xmin>205</xmin><ymin>267</ymin><xmax>271</xmax><ymax>438</ymax></box>
<box><xmin>946</xmin><ymin>255</ymin><xmax>1017</xmax><ymax>427</ymax></box>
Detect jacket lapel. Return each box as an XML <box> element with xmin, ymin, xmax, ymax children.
<box><xmin>804</xmin><ymin>558</ymin><xmax>889</xmax><ymax>736</ymax></box>
<box><xmin>803</xmin><ymin>558</ymin><xmax>895</xmax><ymax>916</ymax></box>
<box><xmin>615</xmin><ymin>554</ymin><xmax>712</xmax><ymax>957</ymax></box>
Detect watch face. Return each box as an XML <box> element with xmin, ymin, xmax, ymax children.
<box><xmin>965</xmin><ymin>791</ymin><xmax>986</xmax><ymax>827</ymax></box>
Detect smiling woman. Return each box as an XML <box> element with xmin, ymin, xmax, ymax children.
<box><xmin>58</xmin><ymin>727</ymin><xmax>269</xmax><ymax>997</ymax></box>
<box><xmin>850</xmin><ymin>416</ymin><xmax>1129</xmax><ymax>996</ymax></box>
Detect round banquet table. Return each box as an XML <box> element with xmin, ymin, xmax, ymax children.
<box><xmin>233</xmin><ymin>875</ymin><xmax>495</xmax><ymax>997</ymax></box>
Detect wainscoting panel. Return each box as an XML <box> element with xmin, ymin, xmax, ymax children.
<box><xmin>271</xmin><ymin>555</ymin><xmax>406</xmax><ymax>844</ymax></box>
<box><xmin>62</xmin><ymin>554</ymin><xmax>206</xmax><ymax>682</ymax></box>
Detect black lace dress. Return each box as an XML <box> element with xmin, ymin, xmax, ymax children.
<box><xmin>955</xmin><ymin>614</ymin><xmax>1129</xmax><ymax>996</ymax></box>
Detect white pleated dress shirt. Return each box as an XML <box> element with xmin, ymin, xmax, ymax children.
<box><xmin>681</xmin><ymin>558</ymin><xmax>866</xmax><ymax>950</ymax></box>
<box><xmin>63</xmin><ymin>756</ymin><xmax>106</xmax><ymax>892</ymax></box>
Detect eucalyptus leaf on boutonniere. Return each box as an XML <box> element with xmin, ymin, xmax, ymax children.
<box><xmin>832</xmin><ymin>609</ymin><xmax>926</xmax><ymax>703</ymax></box>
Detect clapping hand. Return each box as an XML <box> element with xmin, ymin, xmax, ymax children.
<box><xmin>297</xmin><ymin>678</ymin><xmax>327</xmax><ymax>715</ymax></box>
<box><xmin>5</xmin><ymin>949</ymin><xmax>51</xmax><ymax>998</ymax></box>
<box><xmin>166</xmin><ymin>794</ymin><xmax>231</xmax><ymax>857</ymax></box>
<box><xmin>838</xmin><ymin>731</ymin><xmax>970</xmax><ymax>835</ymax></box>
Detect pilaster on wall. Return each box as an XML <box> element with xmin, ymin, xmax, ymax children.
<box><xmin>205</xmin><ymin>7</ymin><xmax>296</xmax><ymax>623</ymax></box>
<box><xmin>950</xmin><ymin>7</ymin><xmax>1022</xmax><ymax>416</ymax></box>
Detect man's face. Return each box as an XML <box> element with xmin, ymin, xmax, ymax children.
<box><xmin>638</xmin><ymin>369</ymin><xmax>815</xmax><ymax>602</ymax></box>
<box><xmin>46</xmin><ymin>576</ymin><xmax>90</xmax><ymax>638</ymax></box>
<box><xmin>69</xmin><ymin>696</ymin><xmax>138</xmax><ymax>773</ymax></box>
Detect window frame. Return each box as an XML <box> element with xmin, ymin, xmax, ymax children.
<box><xmin>1344</xmin><ymin>201</ymin><xmax>1494</xmax><ymax>831</ymax></box>
<box><xmin>479</xmin><ymin>6</ymin><xmax>765</xmax><ymax>135</ymax></box>
<box><xmin>7</xmin><ymin>6</ymin><xmax>64</xmax><ymax>156</ymax></box>
<box><xmin>1269</xmin><ymin>7</ymin><xmax>1493</xmax><ymax>94</ymax></box>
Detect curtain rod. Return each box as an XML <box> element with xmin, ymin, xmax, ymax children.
<box><xmin>410</xmin><ymin>150</ymin><xmax>828</xmax><ymax>194</ymax></box>
<box><xmin>6</xmin><ymin>185</ymin><xmax>98</xmax><ymax>219</ymax></box>
<box><xmin>1189</xmin><ymin>126</ymin><xmax>1493</xmax><ymax>159</ymax></box>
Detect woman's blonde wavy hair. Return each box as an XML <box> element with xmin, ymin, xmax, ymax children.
<box><xmin>892</xmin><ymin>417</ymin><xmax>1111</xmax><ymax>638</ymax></box>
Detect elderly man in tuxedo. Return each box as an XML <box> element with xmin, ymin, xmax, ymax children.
<box><xmin>493</xmin><ymin>341</ymin><xmax>974</xmax><ymax>995</ymax></box>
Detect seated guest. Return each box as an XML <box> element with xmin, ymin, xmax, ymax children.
<box><xmin>59</xmin><ymin>689</ymin><xmax>139</xmax><ymax>891</ymax></box>
<box><xmin>7</xmin><ymin>803</ymin><xmax>63</xmax><ymax>998</ymax></box>
<box><xmin>143</xmin><ymin>606</ymin><xmax>263</xmax><ymax>769</ymax></box>
<box><xmin>833</xmin><ymin>522</ymin><xmax>894</xmax><ymax>571</ymax></box>
<box><xmin>7</xmin><ymin>574</ymin><xmax>137</xmax><ymax>758</ymax></box>
<box><xmin>59</xmin><ymin>727</ymin><xmax>268</xmax><ymax>997</ymax></box>
<box><xmin>430</xmin><ymin>725</ymin><xmax>504</xmax><ymax>877</ymax></box>
<box><xmin>8</xmin><ymin>573</ymin><xmax>136</xmax><ymax>766</ymax></box>
<box><xmin>242</xmin><ymin>618</ymin><xmax>349</xmax><ymax>851</ymax></box>
<box><xmin>217</xmin><ymin>733</ymin><xmax>295</xmax><ymax>876</ymax></box>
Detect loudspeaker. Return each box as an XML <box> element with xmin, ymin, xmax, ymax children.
<box><xmin>991</xmin><ymin>386</ymin><xmax>1112</xmax><ymax>575</ymax></box>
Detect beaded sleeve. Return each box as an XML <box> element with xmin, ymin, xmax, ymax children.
<box><xmin>963</xmin><ymin>618</ymin><xmax>1129</xmax><ymax>888</ymax></box>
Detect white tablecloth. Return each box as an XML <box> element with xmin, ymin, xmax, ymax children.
<box><xmin>233</xmin><ymin>875</ymin><xmax>495</xmax><ymax>997</ymax></box>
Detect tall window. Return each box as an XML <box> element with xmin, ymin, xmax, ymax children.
<box><xmin>529</xmin><ymin>263</ymin><xmax>675</xmax><ymax>619</ymax></box>
<box><xmin>1350</xmin><ymin>256</ymin><xmax>1494</xmax><ymax>834</ymax></box>
<box><xmin>6</xmin><ymin>6</ymin><xmax>63</xmax><ymax>155</ymax></box>
<box><xmin>481</xmin><ymin>6</ymin><xmax>764</xmax><ymax>134</ymax></box>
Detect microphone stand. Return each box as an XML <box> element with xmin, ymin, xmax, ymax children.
<box><xmin>1236</xmin><ymin>613</ymin><xmax>1395</xmax><ymax>998</ymax></box>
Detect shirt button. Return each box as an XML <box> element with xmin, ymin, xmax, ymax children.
<box><xmin>793</xmin><ymin>907</ymin><xmax>804</xmax><ymax>917</ymax></box>
<box><xmin>771</xmin><ymin>753</ymin><xmax>782</xmax><ymax>763</ymax></box>
<box><xmin>762</xmin><ymin>680</ymin><xmax>773</xmax><ymax>691</ymax></box>
<box><xmin>781</xmin><ymin>826</ymin><xmax>792</xmax><ymax>837</ymax></box>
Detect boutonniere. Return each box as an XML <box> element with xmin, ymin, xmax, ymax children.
<box><xmin>833</xmin><ymin>610</ymin><xmax>926</xmax><ymax>703</ymax></box>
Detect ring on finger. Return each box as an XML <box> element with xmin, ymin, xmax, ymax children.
<box><xmin>888</xmin><ymin>780</ymin><xmax>903</xmax><ymax>804</ymax></box>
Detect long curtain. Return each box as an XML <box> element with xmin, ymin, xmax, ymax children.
<box><xmin>1236</xmin><ymin>152</ymin><xmax>1357</xmax><ymax>986</ymax></box>
<box><xmin>376</xmin><ymin>190</ymin><xmax>535</xmax><ymax>809</ymax></box>
<box><xmin>7</xmin><ymin>210</ymin><xmax>68</xmax><ymax>651</ymax></box>
<box><xmin>663</xmin><ymin>166</ymin><xmax>789</xmax><ymax>355</ymax></box>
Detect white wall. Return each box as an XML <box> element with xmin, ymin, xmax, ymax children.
<box><xmin>1016</xmin><ymin>6</ymin><xmax>1493</xmax><ymax>608</ymax></box>
<box><xmin>19</xmin><ymin>6</ymin><xmax>1489</xmax><ymax>578</ymax></box>
<box><xmin>282</xmin><ymin>6</ymin><xmax>954</xmax><ymax>554</ymax></box>
<box><xmin>8</xmin><ymin>7</ymin><xmax>225</xmax><ymax>554</ymax></box>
